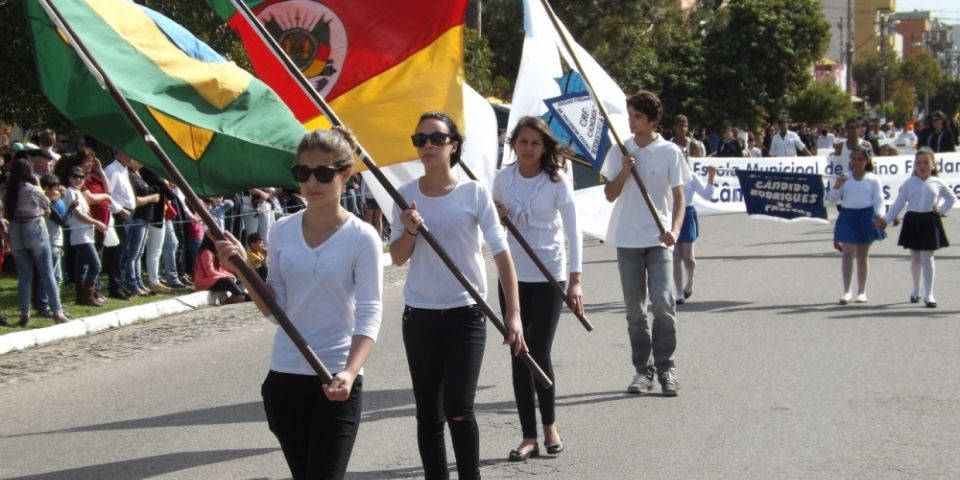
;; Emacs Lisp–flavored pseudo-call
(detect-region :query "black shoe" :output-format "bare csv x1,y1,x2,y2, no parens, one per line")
684,290,693,299
925,301,938,308
0,316,8,327
627,372,655,394
676,298,685,305
17,316,29,328
545,441,564,455
508,444,539,462
659,367,680,397
109,289,131,300
910,295,920,304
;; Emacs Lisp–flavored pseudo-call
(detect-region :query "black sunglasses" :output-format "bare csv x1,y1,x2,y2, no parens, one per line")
411,132,451,148
70,174,85,180
290,164,344,183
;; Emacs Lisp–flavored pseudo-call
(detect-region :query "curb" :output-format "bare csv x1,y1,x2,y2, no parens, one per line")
0,291,218,356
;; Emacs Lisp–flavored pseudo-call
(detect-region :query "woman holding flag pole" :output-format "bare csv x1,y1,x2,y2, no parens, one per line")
217,127,383,480
391,111,525,480
493,116,583,461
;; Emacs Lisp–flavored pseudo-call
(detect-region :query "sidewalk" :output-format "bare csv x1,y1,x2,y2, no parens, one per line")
0,291,220,356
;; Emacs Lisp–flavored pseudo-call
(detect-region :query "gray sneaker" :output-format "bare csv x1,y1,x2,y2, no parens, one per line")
627,373,654,394
659,368,680,396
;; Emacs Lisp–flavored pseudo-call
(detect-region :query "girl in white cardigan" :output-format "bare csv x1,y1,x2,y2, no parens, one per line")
493,116,584,461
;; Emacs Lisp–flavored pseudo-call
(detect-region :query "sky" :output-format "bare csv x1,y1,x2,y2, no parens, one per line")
896,0,960,22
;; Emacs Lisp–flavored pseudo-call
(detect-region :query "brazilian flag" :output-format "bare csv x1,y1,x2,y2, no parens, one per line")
25,0,305,196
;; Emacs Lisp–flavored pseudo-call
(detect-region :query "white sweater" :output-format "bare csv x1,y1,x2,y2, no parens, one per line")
266,213,382,375
884,175,957,224
493,165,581,282
827,172,885,216
391,178,508,308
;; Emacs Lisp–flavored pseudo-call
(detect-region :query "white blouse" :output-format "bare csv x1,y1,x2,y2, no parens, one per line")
266,214,382,375
391,178,508,309
827,172,885,216
493,165,582,282
884,175,957,224
682,174,715,208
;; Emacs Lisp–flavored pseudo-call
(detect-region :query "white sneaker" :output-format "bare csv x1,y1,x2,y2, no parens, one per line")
854,294,868,303
839,293,852,305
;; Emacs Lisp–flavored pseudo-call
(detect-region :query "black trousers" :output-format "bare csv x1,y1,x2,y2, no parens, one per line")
402,305,486,480
102,214,126,292
261,370,362,480
499,281,563,439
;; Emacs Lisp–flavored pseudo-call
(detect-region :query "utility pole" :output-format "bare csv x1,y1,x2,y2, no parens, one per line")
878,9,891,123
846,0,853,93
467,0,481,36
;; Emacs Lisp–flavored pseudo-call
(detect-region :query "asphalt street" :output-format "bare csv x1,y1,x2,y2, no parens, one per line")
1,212,959,479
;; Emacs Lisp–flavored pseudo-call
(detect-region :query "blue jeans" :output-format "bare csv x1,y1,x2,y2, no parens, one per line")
74,242,102,283
9,219,63,316
120,218,148,291
38,245,64,312
160,221,180,283
616,247,677,374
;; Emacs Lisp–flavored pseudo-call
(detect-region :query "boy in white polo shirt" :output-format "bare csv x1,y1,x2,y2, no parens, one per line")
601,90,690,396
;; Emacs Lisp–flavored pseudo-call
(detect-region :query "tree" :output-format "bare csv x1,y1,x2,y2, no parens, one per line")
0,1,248,131
852,50,901,107
787,80,855,126
900,50,944,113
700,0,830,129
929,79,960,117
464,28,512,98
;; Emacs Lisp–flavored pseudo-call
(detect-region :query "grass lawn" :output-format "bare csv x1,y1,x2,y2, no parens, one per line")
0,275,195,334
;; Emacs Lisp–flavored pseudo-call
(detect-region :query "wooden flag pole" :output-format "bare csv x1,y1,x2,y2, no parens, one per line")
456,161,592,332
228,0,553,388
39,0,334,384
538,0,667,235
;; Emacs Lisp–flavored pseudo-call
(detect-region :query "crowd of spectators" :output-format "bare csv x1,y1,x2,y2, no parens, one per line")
0,129,388,326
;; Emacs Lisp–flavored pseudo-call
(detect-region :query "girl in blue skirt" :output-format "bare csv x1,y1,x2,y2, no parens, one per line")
674,164,716,304
827,146,886,304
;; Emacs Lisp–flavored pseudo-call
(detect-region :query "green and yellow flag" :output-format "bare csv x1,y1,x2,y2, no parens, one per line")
25,0,305,195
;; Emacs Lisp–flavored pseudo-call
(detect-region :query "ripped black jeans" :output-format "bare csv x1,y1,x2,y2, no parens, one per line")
402,305,486,480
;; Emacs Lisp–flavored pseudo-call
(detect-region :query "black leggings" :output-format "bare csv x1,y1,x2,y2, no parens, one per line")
209,277,245,296
261,370,362,480
499,281,563,439
402,305,486,480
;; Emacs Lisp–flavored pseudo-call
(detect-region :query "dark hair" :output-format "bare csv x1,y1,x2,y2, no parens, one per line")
626,91,662,124
55,150,89,186
38,129,56,148
247,232,263,244
508,116,572,183
417,111,464,166
296,126,359,169
199,234,221,270
915,147,939,176
39,173,60,190
3,158,38,221
673,114,688,126
849,146,874,172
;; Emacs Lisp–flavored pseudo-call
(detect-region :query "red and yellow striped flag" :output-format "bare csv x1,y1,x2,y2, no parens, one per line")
209,0,468,167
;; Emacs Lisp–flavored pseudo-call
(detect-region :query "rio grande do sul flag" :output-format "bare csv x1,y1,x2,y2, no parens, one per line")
25,0,304,196
208,0,468,168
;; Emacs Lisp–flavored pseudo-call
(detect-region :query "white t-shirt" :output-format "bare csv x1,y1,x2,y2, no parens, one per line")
266,213,382,375
817,133,837,150
682,173,715,207
770,130,807,157
493,165,582,282
884,176,957,224
827,172,884,215
600,135,690,248
104,160,135,213
391,178,508,308
64,187,95,245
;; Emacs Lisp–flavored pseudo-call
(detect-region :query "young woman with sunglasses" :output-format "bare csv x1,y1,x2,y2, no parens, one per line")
216,127,382,480
391,112,524,480
492,116,582,461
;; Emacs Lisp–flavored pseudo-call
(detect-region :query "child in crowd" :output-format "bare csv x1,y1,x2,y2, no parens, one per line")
245,232,268,280
62,166,107,306
194,234,246,304
40,174,67,310
828,147,885,304
876,147,957,308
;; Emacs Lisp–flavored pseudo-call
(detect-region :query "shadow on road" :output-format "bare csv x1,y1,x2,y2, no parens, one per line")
6,448,277,480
